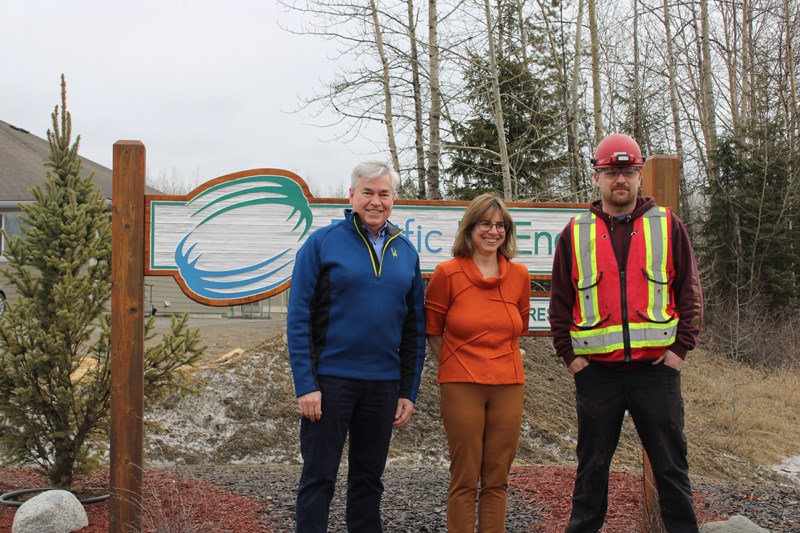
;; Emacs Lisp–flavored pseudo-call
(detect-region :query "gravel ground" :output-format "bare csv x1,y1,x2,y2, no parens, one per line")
178,464,540,532
178,464,800,532
694,480,800,532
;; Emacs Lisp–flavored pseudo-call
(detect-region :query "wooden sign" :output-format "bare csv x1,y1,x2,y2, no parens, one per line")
145,168,583,307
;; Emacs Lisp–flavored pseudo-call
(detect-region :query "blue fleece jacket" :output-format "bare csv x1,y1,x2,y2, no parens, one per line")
287,209,426,401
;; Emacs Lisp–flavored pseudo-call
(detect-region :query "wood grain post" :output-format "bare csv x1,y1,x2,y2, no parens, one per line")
642,155,680,214
110,141,146,533
639,154,680,533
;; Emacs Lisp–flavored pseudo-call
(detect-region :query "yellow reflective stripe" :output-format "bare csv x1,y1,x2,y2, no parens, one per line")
629,317,678,331
573,213,600,327
643,215,653,271
571,321,623,354
571,323,623,339
573,336,676,355
642,207,670,321
573,216,585,282
643,214,656,320
569,313,678,339
629,316,678,348
588,219,600,323
574,341,625,355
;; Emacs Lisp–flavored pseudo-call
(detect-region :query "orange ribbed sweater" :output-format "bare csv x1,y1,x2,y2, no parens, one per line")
425,254,531,384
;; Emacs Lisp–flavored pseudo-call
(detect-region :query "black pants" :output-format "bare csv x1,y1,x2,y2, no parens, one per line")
295,376,399,533
567,363,698,533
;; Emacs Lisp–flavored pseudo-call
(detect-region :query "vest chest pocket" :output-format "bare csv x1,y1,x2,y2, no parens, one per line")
642,268,671,284
573,272,609,329
638,268,675,324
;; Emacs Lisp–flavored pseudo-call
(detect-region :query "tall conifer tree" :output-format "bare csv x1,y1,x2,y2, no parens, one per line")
0,76,203,488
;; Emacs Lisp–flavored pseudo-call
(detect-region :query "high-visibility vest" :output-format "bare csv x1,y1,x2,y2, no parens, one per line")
569,206,679,362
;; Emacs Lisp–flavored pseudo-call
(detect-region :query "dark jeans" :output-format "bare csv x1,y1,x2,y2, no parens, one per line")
567,363,698,533
295,376,399,533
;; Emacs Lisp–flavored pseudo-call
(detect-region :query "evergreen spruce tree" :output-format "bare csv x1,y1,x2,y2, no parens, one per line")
445,1,566,201
700,129,800,314
447,54,565,200
0,76,203,488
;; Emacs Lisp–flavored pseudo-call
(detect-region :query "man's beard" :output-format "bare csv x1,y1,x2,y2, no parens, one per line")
604,187,637,209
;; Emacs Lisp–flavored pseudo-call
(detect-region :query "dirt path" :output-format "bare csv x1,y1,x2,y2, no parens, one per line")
150,316,286,360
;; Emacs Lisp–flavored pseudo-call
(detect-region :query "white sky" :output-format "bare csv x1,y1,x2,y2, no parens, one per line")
1,0,387,195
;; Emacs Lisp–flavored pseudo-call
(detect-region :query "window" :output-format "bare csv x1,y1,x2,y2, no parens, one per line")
1,212,22,256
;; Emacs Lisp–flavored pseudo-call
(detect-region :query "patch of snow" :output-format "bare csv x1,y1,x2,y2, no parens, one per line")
774,456,800,485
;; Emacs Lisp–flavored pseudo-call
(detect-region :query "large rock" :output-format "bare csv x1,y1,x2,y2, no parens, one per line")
12,489,88,533
700,514,770,533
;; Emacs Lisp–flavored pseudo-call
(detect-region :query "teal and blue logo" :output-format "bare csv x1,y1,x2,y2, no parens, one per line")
150,172,314,303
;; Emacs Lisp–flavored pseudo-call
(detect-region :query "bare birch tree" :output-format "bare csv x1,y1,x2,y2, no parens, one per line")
786,0,800,130
786,0,800,129
532,0,587,201
369,0,401,170
406,0,428,198
699,0,720,185
570,0,587,200
427,0,443,199
588,0,603,143
632,0,642,141
483,0,513,199
661,0,689,217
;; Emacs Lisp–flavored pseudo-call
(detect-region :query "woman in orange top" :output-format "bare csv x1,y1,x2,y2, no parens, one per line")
425,193,531,533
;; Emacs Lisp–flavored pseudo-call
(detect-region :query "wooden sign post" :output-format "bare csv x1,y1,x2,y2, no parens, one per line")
640,154,681,533
110,141,146,533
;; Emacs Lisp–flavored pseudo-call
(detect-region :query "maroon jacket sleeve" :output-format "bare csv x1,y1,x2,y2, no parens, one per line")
549,223,578,367
668,212,704,359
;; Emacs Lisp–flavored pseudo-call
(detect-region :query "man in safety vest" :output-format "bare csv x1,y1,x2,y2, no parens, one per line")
549,134,703,533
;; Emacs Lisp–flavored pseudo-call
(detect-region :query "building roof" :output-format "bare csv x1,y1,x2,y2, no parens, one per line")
0,119,158,203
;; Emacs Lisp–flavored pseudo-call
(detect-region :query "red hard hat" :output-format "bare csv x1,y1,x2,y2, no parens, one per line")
591,134,646,168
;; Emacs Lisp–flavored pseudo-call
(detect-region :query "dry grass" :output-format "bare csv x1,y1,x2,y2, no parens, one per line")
683,348,800,481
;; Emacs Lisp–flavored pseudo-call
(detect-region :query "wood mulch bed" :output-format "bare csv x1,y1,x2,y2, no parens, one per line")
2,464,795,531
0,467,266,532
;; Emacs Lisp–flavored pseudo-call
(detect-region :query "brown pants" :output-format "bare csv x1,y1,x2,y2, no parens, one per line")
440,383,524,533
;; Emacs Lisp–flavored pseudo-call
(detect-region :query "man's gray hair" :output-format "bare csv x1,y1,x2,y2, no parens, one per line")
351,161,400,191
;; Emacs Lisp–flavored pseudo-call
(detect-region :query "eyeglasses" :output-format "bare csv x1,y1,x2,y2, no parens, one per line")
598,167,642,179
476,221,507,232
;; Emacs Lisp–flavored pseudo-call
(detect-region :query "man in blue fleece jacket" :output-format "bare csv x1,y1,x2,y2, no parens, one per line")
287,160,426,532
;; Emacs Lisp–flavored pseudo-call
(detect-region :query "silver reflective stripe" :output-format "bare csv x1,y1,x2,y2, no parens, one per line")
631,319,679,346
571,318,679,354
574,213,600,327
572,324,624,353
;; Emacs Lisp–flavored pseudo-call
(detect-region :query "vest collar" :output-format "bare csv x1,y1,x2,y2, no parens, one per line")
590,196,657,229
